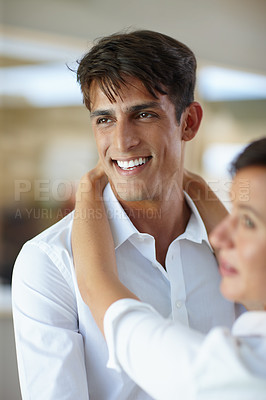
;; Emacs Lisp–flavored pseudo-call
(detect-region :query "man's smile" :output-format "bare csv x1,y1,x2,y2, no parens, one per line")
112,156,152,175
115,157,150,170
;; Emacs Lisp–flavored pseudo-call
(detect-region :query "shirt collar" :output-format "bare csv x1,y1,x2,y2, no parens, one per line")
103,184,138,249
178,192,213,252
103,184,212,252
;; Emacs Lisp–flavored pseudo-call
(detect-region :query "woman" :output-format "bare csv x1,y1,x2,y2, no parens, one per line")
72,138,266,399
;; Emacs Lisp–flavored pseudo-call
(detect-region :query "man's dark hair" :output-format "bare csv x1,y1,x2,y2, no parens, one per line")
76,30,197,122
230,137,266,175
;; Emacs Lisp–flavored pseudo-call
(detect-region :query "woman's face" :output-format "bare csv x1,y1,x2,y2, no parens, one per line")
210,166,266,309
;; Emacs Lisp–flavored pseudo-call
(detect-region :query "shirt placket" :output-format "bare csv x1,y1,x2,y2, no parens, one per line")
166,240,189,326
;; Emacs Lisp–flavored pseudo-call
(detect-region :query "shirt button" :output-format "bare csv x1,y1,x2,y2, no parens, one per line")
138,235,145,242
175,301,182,309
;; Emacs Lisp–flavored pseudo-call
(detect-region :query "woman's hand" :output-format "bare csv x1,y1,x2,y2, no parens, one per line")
183,170,228,236
75,160,108,205
72,161,137,335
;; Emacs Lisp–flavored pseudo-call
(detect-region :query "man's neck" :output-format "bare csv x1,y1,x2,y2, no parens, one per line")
119,193,191,268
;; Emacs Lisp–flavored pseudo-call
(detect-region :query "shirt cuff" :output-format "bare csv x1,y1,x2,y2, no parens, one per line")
103,298,156,372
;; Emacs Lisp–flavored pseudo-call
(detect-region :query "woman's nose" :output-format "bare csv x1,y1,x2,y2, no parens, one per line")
210,215,235,251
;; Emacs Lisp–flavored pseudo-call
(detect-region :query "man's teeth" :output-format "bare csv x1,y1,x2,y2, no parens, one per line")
117,157,148,170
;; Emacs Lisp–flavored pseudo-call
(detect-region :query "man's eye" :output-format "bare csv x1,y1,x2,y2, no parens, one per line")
138,112,153,119
240,215,255,229
96,117,112,124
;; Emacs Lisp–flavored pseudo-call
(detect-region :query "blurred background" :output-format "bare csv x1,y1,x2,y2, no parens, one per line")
1,0,266,398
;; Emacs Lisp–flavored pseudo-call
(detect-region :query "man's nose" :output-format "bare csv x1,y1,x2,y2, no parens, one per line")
113,120,140,152
210,215,235,251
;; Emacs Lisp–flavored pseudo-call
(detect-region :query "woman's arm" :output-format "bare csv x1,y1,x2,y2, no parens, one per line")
104,302,266,400
183,170,228,235
71,163,138,334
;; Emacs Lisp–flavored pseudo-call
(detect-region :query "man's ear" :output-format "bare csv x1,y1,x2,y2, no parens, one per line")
182,102,203,142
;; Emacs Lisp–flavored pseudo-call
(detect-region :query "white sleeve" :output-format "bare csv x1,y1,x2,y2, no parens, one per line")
104,299,203,400
104,299,266,400
12,242,89,400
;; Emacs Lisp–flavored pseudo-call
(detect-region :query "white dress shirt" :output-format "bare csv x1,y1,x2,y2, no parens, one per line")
12,184,242,400
104,299,266,400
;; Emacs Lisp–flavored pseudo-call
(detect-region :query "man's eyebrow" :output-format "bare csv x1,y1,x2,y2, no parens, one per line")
90,102,161,118
126,102,161,113
90,109,114,118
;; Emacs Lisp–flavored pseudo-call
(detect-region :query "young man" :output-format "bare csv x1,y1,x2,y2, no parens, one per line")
12,30,242,400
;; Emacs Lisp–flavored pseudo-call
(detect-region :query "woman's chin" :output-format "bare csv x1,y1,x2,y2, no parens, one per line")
220,279,240,304
220,281,265,310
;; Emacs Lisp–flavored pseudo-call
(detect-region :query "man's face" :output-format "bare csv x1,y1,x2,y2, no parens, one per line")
90,77,186,203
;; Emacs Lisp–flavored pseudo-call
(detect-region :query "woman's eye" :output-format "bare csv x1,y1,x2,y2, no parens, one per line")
241,215,255,229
